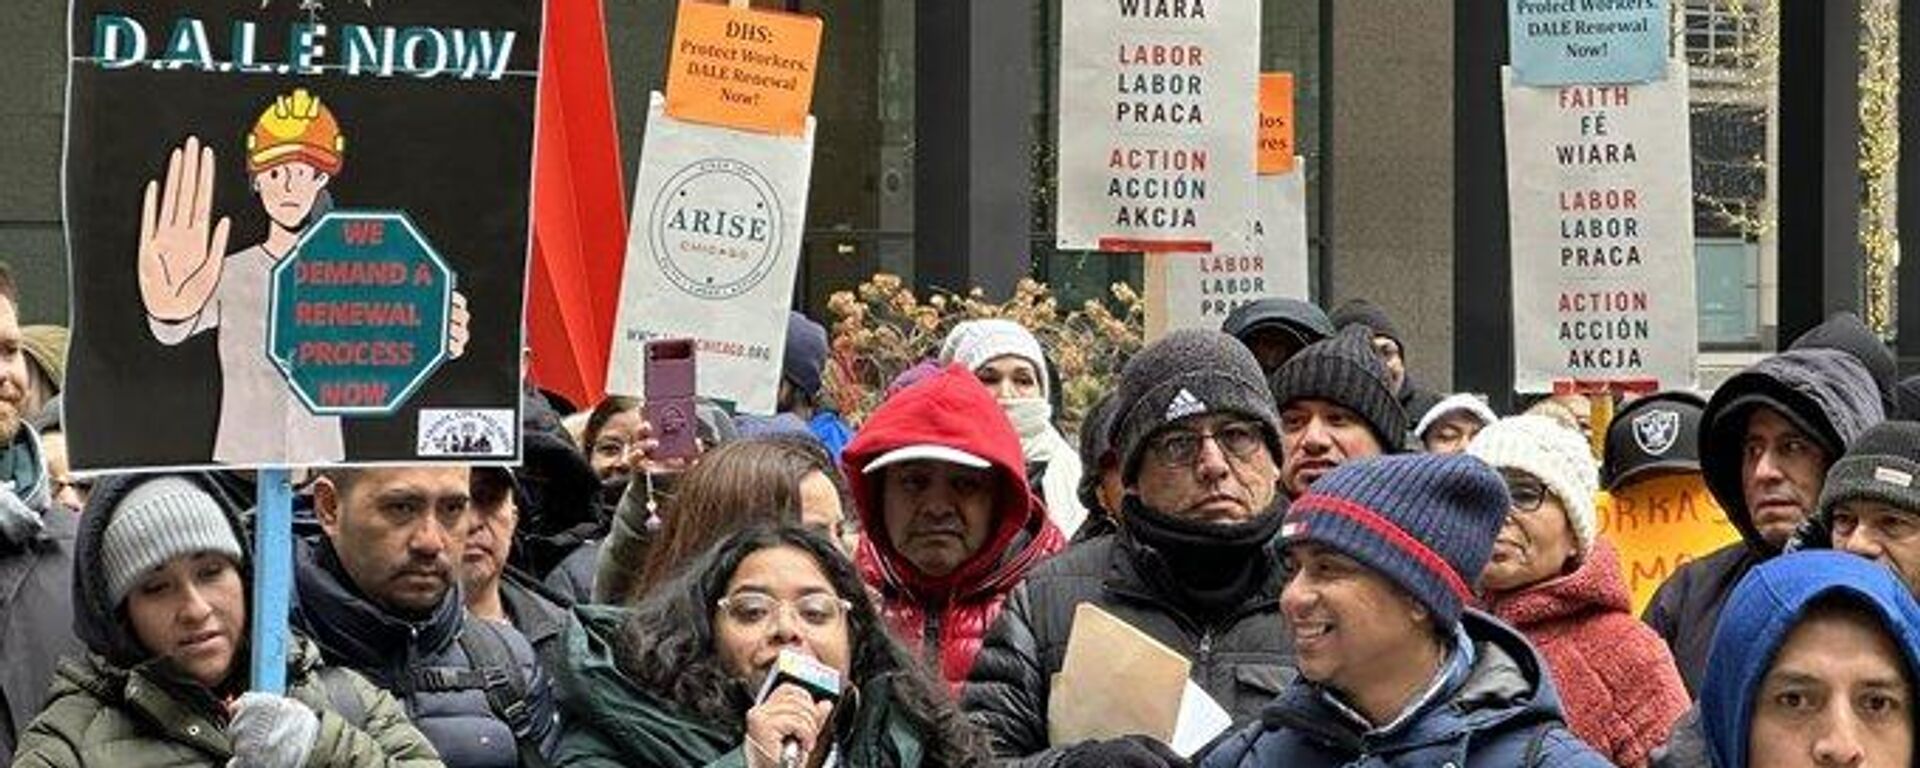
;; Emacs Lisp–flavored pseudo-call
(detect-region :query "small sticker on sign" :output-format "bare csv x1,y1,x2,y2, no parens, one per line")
418,409,516,457
1875,466,1914,488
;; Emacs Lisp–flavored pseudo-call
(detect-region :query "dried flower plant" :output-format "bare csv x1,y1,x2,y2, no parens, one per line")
823,274,1143,436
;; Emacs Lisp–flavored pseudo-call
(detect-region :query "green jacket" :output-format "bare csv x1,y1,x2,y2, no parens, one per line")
9,636,443,768
553,606,927,768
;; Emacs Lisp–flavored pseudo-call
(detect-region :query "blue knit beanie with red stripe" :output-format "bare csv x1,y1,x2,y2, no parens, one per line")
1281,453,1509,627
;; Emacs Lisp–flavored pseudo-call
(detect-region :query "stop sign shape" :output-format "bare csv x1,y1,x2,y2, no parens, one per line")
268,211,453,416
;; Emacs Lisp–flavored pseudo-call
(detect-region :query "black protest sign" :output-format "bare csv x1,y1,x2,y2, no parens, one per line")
64,0,542,470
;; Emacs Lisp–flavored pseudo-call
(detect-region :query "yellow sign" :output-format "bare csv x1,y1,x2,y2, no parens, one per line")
1258,74,1295,175
664,0,822,136
1597,473,1742,615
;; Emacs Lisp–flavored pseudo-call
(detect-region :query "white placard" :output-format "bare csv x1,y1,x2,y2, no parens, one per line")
1057,0,1260,254
1153,163,1309,335
1504,61,1697,394
607,92,816,414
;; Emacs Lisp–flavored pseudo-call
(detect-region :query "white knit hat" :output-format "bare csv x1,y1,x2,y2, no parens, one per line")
1466,415,1600,556
940,319,1050,399
102,476,243,605
1415,393,1499,440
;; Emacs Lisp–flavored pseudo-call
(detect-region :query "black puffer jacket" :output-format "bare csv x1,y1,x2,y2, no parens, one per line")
961,531,1294,766
1642,347,1883,696
293,539,558,768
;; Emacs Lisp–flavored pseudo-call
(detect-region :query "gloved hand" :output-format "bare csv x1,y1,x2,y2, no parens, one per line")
225,692,319,768
1057,735,1190,767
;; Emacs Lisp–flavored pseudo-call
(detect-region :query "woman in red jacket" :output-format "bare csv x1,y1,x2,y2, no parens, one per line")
1469,415,1690,768
843,365,1066,694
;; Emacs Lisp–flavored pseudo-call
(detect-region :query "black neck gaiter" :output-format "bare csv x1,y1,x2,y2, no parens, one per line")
1122,495,1285,620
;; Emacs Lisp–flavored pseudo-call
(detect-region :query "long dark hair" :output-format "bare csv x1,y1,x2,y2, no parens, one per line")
616,525,985,765
631,435,848,597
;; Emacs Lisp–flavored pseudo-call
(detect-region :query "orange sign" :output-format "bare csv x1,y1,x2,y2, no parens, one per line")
1596,473,1743,615
1258,73,1295,174
664,0,822,136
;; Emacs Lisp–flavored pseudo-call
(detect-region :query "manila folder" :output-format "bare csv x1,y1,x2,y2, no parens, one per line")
1046,602,1191,745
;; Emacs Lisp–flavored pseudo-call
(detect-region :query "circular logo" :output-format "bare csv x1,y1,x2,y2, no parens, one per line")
649,158,783,300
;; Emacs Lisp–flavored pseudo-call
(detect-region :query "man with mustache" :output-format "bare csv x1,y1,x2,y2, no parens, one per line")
461,466,571,664
965,330,1297,767
1644,345,1883,696
1269,325,1406,499
842,365,1066,693
296,466,558,767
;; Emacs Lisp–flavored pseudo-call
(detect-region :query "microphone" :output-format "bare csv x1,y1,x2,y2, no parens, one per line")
755,649,842,768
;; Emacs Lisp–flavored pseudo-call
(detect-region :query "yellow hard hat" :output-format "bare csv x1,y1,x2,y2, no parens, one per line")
245,88,345,175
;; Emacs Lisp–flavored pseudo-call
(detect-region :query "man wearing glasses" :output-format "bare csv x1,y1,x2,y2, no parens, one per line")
965,330,1297,768
1268,325,1407,500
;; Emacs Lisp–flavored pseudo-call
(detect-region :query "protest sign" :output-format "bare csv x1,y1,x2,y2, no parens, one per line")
1504,61,1696,394
1258,74,1295,175
1597,474,1739,615
1508,0,1669,86
1145,162,1309,339
63,0,542,470
606,93,815,415
1056,0,1259,253
664,0,822,136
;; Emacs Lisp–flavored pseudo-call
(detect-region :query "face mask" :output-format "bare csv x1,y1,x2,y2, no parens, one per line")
1003,397,1054,444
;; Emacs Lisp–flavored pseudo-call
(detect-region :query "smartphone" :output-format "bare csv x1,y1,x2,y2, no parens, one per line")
644,338,700,460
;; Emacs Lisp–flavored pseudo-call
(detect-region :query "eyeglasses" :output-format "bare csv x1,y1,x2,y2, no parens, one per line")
716,592,853,630
1505,477,1550,513
1146,421,1266,467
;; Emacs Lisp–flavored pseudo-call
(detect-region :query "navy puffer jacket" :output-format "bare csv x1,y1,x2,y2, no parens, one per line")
293,539,557,767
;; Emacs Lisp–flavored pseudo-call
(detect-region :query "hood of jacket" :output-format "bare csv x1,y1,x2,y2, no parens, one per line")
551,605,735,764
511,429,611,579
291,535,465,674
844,365,1062,601
1482,538,1632,630
1702,551,1920,768
1220,298,1333,346
71,473,252,670
1263,610,1572,752
1701,348,1884,554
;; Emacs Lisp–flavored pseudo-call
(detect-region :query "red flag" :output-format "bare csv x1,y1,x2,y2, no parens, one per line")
527,0,627,411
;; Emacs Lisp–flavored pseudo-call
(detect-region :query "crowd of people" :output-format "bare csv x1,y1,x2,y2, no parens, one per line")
6,269,1920,766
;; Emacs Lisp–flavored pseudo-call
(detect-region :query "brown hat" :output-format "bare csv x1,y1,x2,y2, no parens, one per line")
20,325,68,393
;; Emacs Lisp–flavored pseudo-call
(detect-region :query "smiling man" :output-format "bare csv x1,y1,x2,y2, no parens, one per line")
843,365,1065,693
295,466,558,767
1204,453,1608,767
965,330,1297,767
1268,325,1406,499
1644,346,1883,696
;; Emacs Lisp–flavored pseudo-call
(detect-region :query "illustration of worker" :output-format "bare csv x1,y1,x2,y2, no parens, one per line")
137,88,469,464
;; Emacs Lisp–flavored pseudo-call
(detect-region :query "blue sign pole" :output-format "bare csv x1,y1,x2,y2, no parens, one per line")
249,469,294,694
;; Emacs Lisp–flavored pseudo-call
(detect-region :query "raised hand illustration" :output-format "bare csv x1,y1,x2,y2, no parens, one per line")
139,135,231,322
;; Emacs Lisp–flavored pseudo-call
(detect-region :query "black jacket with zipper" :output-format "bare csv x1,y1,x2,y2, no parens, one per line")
959,530,1296,766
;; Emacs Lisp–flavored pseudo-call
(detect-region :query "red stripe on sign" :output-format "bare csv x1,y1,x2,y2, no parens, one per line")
1551,378,1660,396
1289,492,1474,602
1097,238,1213,254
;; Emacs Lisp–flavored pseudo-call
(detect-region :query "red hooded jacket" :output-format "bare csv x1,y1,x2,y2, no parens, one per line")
844,365,1066,693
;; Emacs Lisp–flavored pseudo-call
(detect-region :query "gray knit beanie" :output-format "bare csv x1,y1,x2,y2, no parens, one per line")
1110,329,1281,483
102,476,243,606
1270,325,1408,451
1819,420,1920,521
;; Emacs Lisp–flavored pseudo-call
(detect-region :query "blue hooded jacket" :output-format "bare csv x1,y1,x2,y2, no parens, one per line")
1700,551,1920,768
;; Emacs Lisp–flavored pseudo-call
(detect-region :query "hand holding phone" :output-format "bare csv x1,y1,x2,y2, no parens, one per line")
643,339,700,461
